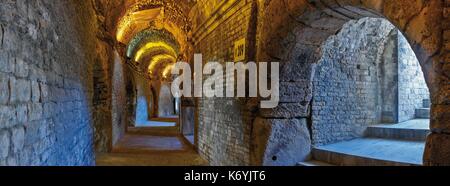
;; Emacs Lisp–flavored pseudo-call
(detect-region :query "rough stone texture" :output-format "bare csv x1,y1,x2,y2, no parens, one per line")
379,29,399,123
0,73,9,104
311,18,430,145
0,0,99,165
430,104,450,133
192,0,255,166
0,0,447,166
251,118,311,166
257,0,446,165
134,74,156,124
111,51,127,146
312,18,396,145
181,107,195,136
424,133,450,166
398,31,430,122
0,130,10,159
158,83,175,117
92,41,113,153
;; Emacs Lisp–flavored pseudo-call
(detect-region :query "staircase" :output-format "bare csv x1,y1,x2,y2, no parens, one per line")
298,100,431,166
415,99,431,119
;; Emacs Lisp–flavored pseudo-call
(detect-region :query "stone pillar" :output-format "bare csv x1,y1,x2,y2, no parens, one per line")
251,117,311,166
423,0,450,166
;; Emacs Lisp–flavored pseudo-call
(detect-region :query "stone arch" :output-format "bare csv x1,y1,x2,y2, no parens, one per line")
253,0,446,166
115,0,192,62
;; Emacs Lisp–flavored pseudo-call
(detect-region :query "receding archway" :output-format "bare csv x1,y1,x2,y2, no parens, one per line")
158,83,176,118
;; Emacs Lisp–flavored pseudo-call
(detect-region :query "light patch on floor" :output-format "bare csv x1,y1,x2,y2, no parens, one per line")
96,134,207,166
315,138,425,165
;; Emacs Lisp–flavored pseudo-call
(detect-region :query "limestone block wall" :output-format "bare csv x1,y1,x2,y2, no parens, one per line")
0,0,98,165
191,0,256,166
379,30,399,123
398,31,430,122
312,18,395,145
134,73,153,124
111,51,127,146
158,83,175,117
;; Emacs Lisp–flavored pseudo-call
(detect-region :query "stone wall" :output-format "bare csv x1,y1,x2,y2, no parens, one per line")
379,30,399,123
134,73,153,124
191,0,256,166
111,51,127,145
158,83,174,117
398,31,430,122
0,0,98,165
92,40,113,152
312,18,395,145
311,18,430,145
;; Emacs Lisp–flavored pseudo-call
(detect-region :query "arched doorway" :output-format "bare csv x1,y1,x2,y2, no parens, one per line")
252,0,445,166
158,83,176,118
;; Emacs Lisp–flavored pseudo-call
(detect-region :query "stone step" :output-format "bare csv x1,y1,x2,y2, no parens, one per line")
415,108,430,119
312,138,425,166
297,160,334,166
127,126,180,136
423,99,431,108
365,119,430,141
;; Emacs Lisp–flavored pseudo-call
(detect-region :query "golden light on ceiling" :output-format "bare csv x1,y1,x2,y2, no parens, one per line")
162,64,175,78
116,8,163,43
147,54,176,74
134,42,177,62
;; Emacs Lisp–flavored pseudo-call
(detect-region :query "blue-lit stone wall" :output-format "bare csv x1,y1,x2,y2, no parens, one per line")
0,0,98,165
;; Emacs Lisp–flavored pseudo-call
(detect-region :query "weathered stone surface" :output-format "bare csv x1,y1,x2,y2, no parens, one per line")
193,0,255,166
15,104,28,124
31,81,40,103
430,104,450,133
0,106,15,129
28,103,43,122
278,81,312,103
251,117,311,166
279,43,318,82
383,0,424,30
14,58,29,78
0,0,99,165
260,102,309,118
0,73,9,104
424,133,450,166
11,126,25,154
311,18,417,145
0,130,10,159
398,32,430,121
9,77,31,103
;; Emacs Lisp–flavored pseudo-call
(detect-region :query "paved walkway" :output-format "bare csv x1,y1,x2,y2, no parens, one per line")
315,138,425,165
375,119,430,130
96,129,207,166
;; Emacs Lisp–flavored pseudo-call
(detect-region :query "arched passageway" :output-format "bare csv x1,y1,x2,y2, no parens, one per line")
158,83,176,118
252,0,447,166
0,0,448,166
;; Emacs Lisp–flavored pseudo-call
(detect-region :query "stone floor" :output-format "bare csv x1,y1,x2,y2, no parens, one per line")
313,138,425,166
185,135,194,145
302,119,429,166
96,131,207,166
135,117,178,127
135,121,176,127
365,119,430,141
374,119,430,130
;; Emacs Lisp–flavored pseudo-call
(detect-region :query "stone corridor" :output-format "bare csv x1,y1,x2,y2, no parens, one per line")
0,0,449,166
